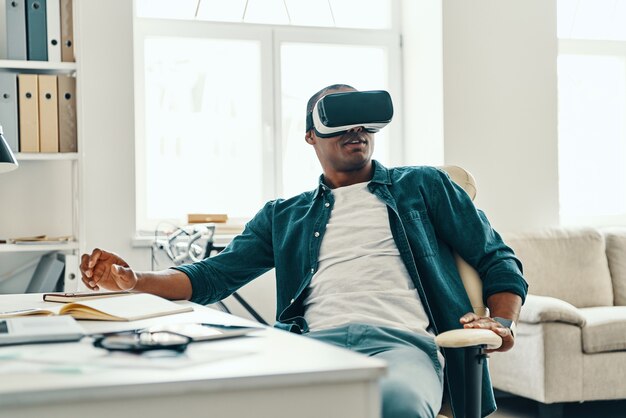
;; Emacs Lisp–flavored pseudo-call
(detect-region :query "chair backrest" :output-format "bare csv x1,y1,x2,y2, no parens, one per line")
439,166,488,317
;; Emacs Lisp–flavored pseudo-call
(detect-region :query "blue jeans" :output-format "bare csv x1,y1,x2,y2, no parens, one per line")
306,324,444,418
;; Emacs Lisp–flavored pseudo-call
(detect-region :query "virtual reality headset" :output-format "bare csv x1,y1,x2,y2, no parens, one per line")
305,90,394,138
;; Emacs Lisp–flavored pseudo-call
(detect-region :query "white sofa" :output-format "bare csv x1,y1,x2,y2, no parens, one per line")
489,227,626,416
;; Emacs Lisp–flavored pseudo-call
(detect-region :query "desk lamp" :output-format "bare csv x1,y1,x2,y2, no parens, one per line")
0,124,18,173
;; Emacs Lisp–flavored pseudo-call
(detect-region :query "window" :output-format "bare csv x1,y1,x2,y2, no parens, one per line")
280,42,390,197
135,0,392,29
557,0,626,226
134,1,401,232
142,37,264,220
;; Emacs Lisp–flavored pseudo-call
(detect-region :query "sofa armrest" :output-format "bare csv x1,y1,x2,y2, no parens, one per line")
519,294,586,326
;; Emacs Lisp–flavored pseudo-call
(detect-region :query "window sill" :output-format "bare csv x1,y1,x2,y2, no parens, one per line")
132,224,245,249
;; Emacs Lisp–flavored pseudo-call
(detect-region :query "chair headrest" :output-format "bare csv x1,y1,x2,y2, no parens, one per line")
439,165,477,202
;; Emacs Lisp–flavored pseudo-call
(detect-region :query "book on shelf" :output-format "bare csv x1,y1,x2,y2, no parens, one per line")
38,74,60,152
0,293,193,321
57,253,80,292
187,213,229,224
25,0,49,61
6,0,28,60
8,234,73,244
17,73,40,152
0,73,20,153
60,0,74,62
57,74,77,152
46,0,62,62
5,0,75,63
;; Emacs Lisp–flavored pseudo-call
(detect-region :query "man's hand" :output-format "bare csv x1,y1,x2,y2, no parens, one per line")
80,248,137,291
460,313,514,353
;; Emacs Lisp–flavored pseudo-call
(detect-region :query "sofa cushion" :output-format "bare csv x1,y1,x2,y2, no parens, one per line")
604,229,626,306
579,306,626,353
504,228,613,308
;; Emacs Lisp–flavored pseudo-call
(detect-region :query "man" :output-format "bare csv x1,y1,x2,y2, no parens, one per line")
81,84,527,418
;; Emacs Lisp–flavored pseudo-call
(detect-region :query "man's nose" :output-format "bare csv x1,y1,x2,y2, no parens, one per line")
348,126,363,133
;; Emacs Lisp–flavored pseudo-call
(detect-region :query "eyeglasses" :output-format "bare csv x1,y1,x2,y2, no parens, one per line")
93,331,191,354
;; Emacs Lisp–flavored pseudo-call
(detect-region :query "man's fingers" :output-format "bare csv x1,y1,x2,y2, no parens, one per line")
80,253,92,285
458,315,515,353
460,312,480,324
80,253,89,273
88,248,102,269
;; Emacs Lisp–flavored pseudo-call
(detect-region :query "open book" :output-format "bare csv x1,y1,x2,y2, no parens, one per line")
0,293,193,321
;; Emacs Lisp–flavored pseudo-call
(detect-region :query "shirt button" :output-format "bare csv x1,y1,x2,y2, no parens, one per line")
324,202,330,208
290,298,295,304
311,268,315,273
314,231,320,237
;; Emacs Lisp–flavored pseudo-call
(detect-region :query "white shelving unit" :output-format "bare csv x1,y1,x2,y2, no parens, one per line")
0,2,82,291
16,152,79,161
0,242,80,253
0,58,80,256
0,59,76,73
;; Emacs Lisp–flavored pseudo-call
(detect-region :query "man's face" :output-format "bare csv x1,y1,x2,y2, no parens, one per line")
306,88,375,174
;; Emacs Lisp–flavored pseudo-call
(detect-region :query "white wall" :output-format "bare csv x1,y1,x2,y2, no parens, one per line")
441,0,559,232
401,0,444,166
75,1,277,322
76,0,150,269
71,0,558,316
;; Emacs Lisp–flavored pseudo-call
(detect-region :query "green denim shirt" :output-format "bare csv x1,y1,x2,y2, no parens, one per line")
174,160,527,418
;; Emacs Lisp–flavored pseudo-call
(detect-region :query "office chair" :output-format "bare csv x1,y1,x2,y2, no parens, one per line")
157,167,503,417
434,165,503,418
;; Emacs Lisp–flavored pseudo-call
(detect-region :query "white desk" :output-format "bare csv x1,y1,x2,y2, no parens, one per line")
0,294,386,418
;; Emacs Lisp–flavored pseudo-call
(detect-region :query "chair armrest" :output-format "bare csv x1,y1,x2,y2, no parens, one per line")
435,329,502,349
519,294,586,326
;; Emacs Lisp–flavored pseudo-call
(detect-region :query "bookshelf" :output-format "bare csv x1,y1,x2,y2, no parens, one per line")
0,59,76,73
0,0,81,292
0,242,80,253
16,152,78,161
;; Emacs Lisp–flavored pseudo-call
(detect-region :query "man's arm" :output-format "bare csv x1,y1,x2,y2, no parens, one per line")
461,291,522,352
80,248,193,300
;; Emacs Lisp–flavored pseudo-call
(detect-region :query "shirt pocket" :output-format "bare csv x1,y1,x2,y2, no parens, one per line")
400,210,437,258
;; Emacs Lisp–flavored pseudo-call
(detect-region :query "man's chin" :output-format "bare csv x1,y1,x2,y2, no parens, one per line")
339,155,372,171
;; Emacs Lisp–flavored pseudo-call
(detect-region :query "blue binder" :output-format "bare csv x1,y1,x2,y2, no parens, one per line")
0,73,20,153
6,0,28,60
25,0,48,61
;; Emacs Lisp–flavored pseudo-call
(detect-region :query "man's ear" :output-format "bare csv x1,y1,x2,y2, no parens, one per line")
305,132,316,145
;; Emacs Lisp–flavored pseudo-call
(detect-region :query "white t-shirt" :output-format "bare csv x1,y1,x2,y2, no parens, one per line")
303,181,434,339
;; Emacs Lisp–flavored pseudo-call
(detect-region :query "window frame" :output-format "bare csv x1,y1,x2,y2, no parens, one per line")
133,8,403,233
558,38,626,226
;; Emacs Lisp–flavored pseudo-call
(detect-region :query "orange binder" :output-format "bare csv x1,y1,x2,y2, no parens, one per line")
60,0,75,63
38,75,59,153
17,74,40,153
57,75,77,152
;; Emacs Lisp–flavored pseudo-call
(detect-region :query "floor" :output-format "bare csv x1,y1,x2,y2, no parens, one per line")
491,395,626,418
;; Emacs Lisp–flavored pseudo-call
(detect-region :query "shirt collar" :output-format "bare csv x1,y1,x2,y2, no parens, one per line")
313,160,391,199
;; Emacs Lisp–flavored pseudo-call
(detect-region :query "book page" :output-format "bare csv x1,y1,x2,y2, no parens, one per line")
0,307,62,319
